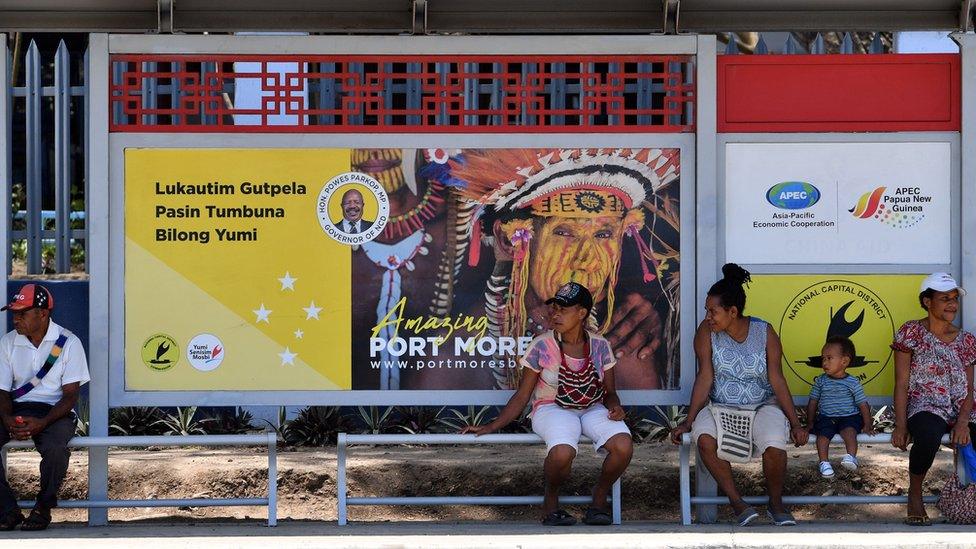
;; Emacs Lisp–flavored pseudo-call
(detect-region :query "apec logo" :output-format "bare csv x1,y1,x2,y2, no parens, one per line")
765,182,821,210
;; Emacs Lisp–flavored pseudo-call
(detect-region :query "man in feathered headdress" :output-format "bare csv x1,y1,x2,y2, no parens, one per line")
442,148,680,390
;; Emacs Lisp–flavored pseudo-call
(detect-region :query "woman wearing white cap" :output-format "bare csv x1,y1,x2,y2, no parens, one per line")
891,272,976,526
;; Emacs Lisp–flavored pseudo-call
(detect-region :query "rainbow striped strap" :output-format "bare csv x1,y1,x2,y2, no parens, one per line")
10,332,69,399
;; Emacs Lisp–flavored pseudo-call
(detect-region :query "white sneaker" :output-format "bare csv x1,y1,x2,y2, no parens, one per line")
819,460,835,479
841,454,859,471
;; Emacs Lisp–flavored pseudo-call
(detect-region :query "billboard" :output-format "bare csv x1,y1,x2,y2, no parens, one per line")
124,147,682,394
745,274,925,398
725,142,952,264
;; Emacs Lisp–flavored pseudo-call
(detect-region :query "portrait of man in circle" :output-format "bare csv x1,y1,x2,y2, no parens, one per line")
332,187,374,234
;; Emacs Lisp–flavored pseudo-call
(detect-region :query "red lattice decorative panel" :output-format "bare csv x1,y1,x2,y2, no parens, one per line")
109,55,695,133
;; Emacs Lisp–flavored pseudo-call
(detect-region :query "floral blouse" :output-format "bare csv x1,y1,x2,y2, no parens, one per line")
520,330,616,417
891,320,976,423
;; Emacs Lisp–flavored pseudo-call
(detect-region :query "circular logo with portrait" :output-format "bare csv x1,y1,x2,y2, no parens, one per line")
141,333,179,371
778,279,895,390
316,172,389,245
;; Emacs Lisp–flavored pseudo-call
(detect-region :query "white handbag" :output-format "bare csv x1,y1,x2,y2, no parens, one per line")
708,403,762,463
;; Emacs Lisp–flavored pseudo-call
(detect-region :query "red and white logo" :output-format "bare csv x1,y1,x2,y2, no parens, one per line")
186,333,225,372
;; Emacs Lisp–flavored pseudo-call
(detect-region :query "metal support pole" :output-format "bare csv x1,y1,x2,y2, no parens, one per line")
0,33,10,278
86,33,110,527
337,433,347,525
611,478,621,525
694,34,719,524
679,433,691,525
25,41,42,274
953,32,976,333
54,40,72,274
267,431,277,527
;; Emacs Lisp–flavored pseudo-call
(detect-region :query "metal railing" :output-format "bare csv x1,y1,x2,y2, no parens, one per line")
4,38,89,275
679,432,962,526
337,433,622,526
2,433,278,526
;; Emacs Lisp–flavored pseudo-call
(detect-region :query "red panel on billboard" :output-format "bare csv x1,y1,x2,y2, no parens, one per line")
718,54,960,132
109,54,695,133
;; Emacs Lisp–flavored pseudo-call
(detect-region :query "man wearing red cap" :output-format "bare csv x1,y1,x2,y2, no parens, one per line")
0,284,89,531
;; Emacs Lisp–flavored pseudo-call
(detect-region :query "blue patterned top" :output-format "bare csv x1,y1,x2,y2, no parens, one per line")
710,318,775,406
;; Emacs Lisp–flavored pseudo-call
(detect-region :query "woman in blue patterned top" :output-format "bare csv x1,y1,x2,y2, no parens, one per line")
671,264,806,526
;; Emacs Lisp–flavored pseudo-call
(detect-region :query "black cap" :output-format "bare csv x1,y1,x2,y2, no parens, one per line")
545,282,593,311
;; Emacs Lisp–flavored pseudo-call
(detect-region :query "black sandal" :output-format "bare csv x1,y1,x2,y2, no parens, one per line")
20,507,51,531
583,507,613,525
541,509,577,526
0,510,23,531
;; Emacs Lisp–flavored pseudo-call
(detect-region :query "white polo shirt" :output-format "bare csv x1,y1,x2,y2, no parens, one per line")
0,320,90,405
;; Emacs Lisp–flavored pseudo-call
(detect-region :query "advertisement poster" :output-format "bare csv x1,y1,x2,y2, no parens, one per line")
746,275,925,397
125,148,682,393
725,142,951,265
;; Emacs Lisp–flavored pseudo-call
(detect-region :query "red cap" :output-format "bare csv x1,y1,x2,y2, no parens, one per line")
1,284,54,312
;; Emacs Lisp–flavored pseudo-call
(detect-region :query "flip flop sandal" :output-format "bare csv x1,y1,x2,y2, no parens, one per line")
20,508,51,531
582,507,613,526
903,515,932,527
541,509,577,526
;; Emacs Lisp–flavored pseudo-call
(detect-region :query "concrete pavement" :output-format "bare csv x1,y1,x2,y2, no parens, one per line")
1,521,975,548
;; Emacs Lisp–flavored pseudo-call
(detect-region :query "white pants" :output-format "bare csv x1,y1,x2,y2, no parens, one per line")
531,403,631,455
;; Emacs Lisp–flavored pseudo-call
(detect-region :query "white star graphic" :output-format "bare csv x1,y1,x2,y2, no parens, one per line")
303,301,322,320
278,347,297,366
278,272,297,291
294,329,304,340
252,303,272,324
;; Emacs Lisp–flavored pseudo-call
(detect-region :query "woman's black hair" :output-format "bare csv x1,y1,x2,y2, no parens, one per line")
707,263,751,314
919,288,935,311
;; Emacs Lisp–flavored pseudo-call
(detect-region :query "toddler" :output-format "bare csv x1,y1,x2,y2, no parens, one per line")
805,335,876,478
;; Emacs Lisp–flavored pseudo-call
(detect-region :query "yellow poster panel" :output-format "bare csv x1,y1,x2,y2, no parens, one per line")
125,148,353,390
746,275,926,397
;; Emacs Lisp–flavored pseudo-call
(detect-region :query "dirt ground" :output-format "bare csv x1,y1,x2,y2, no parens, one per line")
1,442,957,524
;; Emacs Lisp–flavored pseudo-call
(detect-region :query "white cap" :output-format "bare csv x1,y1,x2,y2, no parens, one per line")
919,272,966,296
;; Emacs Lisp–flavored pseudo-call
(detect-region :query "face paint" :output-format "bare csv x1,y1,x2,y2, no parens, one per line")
529,215,625,305
351,149,405,193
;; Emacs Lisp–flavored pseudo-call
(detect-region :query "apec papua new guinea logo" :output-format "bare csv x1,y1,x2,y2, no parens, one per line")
765,182,821,210
849,186,928,228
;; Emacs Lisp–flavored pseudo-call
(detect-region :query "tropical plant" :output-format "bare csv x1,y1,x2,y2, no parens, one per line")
356,406,395,434
109,406,165,436
639,405,688,442
74,396,90,437
153,406,213,436
394,406,446,434
284,406,351,446
207,406,255,435
438,405,497,432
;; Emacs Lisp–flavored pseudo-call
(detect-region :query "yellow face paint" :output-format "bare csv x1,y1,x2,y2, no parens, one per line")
351,148,405,193
529,215,625,305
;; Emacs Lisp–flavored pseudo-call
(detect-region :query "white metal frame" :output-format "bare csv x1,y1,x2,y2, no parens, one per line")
678,432,962,526
95,33,707,407
106,133,696,406
2,433,278,526
337,433,622,526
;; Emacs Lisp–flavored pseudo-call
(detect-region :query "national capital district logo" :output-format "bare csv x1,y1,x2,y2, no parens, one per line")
141,333,179,371
849,186,929,228
778,280,895,389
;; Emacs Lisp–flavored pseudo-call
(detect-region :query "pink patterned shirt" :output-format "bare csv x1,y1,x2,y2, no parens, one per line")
891,320,976,423
520,331,616,417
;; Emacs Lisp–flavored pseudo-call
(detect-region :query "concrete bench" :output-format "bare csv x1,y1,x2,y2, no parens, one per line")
679,432,962,525
2,433,278,526
336,433,622,525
